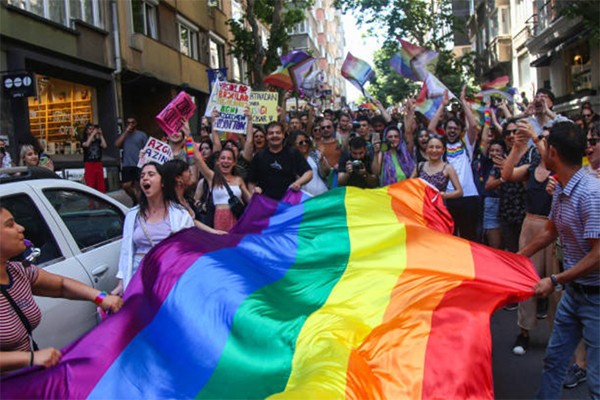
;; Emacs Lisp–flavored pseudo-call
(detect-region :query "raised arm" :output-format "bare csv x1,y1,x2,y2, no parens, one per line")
404,98,417,155
210,109,222,152
428,90,449,133
241,107,254,162
373,98,392,123
460,84,479,145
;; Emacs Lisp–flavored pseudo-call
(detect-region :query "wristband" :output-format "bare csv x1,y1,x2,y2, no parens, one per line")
94,291,107,306
29,351,34,367
550,275,563,292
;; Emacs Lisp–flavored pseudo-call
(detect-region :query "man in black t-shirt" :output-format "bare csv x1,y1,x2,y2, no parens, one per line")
338,136,377,188
247,122,312,200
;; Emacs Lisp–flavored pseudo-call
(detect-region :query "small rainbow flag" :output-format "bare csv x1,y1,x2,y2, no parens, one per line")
477,75,516,102
0,180,538,399
341,52,375,97
390,50,421,81
264,50,315,91
414,81,444,121
390,39,439,82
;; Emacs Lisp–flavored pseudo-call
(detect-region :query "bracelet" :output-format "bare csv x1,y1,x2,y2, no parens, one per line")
94,291,107,306
29,350,34,367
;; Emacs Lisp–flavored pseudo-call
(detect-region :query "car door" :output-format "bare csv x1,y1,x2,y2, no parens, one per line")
41,187,124,295
0,191,97,349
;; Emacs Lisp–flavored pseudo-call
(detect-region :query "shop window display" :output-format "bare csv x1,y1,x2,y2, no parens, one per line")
28,75,95,156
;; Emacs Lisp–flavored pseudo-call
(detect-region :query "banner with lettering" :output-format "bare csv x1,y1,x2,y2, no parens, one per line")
249,91,279,124
206,81,251,134
155,92,197,136
137,138,174,168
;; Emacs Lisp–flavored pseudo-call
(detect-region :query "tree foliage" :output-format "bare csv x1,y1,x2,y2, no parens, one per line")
559,1,600,42
227,0,312,89
335,0,477,106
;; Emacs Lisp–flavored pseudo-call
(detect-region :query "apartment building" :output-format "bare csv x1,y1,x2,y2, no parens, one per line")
288,0,347,109
467,0,513,81
0,0,241,177
525,0,599,114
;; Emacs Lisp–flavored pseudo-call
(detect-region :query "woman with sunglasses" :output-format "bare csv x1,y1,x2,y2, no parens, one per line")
501,120,558,356
289,131,329,196
411,135,463,200
584,124,600,178
241,122,266,164
372,125,415,186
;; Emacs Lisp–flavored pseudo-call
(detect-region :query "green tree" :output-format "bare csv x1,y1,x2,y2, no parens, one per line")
227,0,313,89
336,0,477,105
559,1,600,42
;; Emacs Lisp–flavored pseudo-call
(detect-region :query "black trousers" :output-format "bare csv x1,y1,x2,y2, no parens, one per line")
445,196,481,243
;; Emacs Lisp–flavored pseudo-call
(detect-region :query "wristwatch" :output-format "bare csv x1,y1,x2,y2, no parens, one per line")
550,274,563,292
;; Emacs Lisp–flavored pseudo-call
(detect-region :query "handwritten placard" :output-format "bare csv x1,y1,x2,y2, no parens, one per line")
137,138,173,167
205,81,251,134
155,91,197,136
249,91,278,124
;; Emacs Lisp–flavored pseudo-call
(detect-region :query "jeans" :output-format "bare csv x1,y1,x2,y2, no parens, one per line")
536,285,600,399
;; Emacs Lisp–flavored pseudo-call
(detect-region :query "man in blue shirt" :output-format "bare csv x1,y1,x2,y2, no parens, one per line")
517,121,600,399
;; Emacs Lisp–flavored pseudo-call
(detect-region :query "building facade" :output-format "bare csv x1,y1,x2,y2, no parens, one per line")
0,0,240,183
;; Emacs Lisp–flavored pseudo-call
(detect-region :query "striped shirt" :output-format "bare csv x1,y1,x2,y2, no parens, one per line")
549,169,600,286
0,262,41,352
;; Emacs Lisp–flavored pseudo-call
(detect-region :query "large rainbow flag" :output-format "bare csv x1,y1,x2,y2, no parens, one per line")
1,180,538,399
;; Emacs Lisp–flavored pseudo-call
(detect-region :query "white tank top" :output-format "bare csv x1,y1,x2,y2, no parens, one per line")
212,185,242,205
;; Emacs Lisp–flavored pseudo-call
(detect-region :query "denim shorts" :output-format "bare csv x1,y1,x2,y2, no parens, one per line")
483,197,500,230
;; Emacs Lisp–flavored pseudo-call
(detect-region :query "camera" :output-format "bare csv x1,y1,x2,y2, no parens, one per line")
351,160,364,170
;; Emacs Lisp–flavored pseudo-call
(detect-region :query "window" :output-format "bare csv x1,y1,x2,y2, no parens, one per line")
231,0,243,21
9,0,104,28
499,7,510,35
518,54,530,89
209,35,226,68
2,194,62,265
43,189,124,251
132,0,158,39
178,16,199,60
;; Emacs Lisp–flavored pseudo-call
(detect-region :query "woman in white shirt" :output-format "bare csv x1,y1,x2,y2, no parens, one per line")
112,162,193,295
290,131,329,197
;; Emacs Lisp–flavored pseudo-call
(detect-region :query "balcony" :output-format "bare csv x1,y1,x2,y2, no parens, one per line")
526,0,582,54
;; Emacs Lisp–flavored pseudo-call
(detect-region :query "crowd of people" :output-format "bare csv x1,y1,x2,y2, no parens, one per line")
1,87,598,399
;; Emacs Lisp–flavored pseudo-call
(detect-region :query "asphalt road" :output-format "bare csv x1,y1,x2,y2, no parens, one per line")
492,307,588,399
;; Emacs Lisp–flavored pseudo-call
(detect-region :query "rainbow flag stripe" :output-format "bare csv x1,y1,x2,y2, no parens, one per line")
0,180,538,399
341,52,375,95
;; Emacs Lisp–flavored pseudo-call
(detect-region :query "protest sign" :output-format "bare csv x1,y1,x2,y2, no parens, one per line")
137,138,173,168
208,81,251,134
155,91,196,136
249,91,278,124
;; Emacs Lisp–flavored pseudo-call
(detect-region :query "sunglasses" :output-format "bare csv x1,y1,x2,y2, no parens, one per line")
503,129,517,136
296,140,309,146
588,138,599,146
582,113,592,118
321,125,333,130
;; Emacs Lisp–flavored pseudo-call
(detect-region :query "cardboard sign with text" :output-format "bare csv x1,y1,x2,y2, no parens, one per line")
206,81,251,134
137,138,173,167
249,91,278,124
155,91,196,136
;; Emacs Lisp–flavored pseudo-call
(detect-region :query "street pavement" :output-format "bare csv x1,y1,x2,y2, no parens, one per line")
492,307,588,399
108,189,590,398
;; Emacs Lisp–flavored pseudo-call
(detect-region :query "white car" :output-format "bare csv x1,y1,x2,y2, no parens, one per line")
0,167,128,349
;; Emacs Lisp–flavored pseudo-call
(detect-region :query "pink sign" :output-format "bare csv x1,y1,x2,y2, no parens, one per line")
155,91,197,136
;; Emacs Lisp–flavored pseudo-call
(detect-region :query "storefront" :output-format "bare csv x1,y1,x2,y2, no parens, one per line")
28,74,96,157
1,45,121,190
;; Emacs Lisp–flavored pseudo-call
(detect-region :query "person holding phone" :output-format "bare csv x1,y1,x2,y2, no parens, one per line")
82,123,107,193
